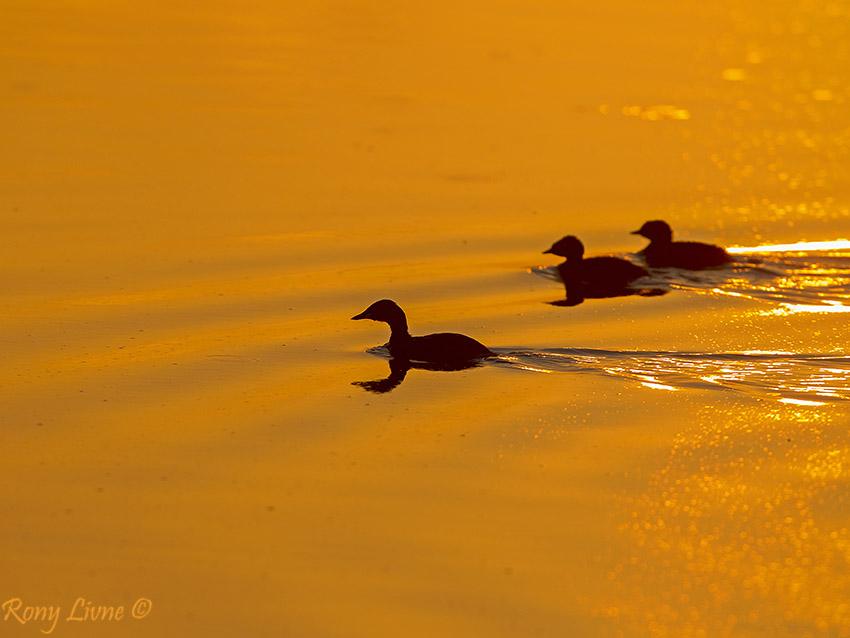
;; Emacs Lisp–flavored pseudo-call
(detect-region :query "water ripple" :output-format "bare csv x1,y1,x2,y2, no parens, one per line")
494,349,850,405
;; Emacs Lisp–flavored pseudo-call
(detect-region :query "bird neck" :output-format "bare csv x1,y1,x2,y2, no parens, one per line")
647,233,672,247
386,316,410,341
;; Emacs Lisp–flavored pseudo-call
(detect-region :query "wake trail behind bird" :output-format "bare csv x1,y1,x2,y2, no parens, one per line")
493,348,850,405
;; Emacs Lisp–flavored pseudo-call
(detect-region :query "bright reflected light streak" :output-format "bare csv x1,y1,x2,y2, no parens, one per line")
778,397,827,406
740,350,794,355
641,382,678,391
710,288,748,298
729,239,850,254
773,301,850,315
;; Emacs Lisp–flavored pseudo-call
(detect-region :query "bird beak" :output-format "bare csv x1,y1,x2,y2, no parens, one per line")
630,230,643,236
351,311,370,320
542,249,554,254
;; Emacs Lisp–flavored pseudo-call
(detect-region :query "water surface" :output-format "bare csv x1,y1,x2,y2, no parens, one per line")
3,1,850,636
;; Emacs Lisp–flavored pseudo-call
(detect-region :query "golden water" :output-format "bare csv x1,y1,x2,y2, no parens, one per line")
3,1,850,636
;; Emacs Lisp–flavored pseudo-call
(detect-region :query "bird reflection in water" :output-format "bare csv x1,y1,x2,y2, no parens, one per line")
549,282,668,307
352,356,483,394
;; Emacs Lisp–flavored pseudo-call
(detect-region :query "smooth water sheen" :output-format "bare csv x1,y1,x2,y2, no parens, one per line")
3,1,850,637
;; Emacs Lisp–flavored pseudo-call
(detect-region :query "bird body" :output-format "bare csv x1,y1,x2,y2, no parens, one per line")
632,220,732,269
351,299,492,364
558,256,648,290
390,331,492,362
544,235,648,290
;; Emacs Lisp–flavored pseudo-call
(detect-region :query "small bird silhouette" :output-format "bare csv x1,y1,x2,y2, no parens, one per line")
351,299,493,364
544,235,649,292
632,220,732,269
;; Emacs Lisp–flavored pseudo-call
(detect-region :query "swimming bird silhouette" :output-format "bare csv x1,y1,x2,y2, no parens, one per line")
351,299,493,364
632,220,732,269
543,235,649,291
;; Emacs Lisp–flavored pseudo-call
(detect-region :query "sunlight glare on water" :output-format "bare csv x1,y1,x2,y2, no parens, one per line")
729,239,850,254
